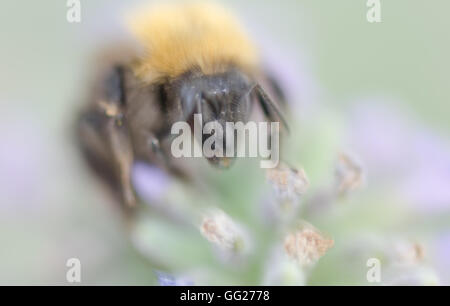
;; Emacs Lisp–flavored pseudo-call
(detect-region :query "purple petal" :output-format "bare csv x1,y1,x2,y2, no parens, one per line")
131,162,170,205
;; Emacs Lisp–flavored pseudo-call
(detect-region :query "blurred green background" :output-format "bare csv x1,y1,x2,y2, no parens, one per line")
0,0,449,285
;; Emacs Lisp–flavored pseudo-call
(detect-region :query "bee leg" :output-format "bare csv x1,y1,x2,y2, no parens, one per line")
77,111,136,210
106,115,136,207
265,73,287,106
77,111,119,194
253,83,290,133
77,66,136,208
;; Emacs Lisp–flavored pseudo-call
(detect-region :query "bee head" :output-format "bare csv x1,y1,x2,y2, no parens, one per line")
175,69,253,168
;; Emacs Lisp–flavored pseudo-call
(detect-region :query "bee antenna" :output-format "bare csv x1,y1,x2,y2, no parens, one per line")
246,83,258,97
251,83,290,133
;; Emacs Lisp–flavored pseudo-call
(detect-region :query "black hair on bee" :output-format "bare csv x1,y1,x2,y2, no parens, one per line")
76,2,289,207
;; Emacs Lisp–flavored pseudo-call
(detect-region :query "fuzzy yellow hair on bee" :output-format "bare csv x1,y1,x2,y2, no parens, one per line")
126,1,259,83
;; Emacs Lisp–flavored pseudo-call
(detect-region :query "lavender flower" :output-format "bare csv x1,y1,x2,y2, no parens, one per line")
334,152,364,196
283,224,334,268
156,270,194,286
132,161,171,205
200,209,249,257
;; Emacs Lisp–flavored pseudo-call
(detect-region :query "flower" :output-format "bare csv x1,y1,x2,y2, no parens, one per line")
335,152,364,195
266,163,309,202
284,225,334,267
132,161,170,205
200,209,249,255
155,270,194,286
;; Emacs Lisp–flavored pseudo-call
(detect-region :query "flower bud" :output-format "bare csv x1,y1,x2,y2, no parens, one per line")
284,225,334,267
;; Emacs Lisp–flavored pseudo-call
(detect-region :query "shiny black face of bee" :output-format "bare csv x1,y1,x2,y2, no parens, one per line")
171,69,254,168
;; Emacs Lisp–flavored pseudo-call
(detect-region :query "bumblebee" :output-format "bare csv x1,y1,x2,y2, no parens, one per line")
76,2,288,208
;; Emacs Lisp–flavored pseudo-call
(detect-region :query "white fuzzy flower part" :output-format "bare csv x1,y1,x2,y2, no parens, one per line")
200,210,246,253
392,241,424,266
266,163,309,201
284,227,334,267
335,152,364,195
